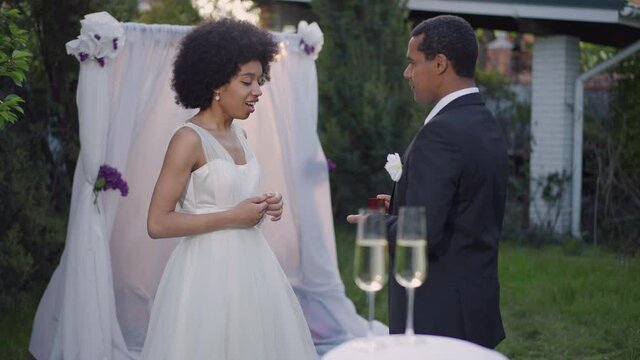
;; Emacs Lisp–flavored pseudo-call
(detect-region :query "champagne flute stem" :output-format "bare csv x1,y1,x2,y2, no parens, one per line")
367,290,375,339
405,287,415,336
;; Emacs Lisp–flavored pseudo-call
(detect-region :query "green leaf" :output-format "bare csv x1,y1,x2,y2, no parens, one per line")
8,23,19,36
8,71,26,86
94,177,106,191
0,110,18,125
14,62,30,72
3,94,25,107
11,50,32,60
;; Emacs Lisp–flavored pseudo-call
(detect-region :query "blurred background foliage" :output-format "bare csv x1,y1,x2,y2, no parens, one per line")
312,0,424,218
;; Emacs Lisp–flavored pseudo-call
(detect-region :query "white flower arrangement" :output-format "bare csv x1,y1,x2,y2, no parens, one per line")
66,12,125,67
297,20,324,60
385,153,403,182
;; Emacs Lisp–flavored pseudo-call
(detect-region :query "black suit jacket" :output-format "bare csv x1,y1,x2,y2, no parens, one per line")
387,92,507,348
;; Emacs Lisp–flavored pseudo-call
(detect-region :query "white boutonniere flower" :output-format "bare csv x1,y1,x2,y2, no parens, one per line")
385,153,403,182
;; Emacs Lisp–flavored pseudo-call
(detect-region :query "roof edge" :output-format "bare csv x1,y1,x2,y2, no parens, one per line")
407,0,623,24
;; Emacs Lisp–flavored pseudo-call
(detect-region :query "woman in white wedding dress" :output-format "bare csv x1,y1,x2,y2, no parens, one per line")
141,19,317,360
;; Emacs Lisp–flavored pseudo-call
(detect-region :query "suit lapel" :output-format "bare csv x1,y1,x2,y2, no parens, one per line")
389,135,416,215
389,93,484,214
389,182,397,212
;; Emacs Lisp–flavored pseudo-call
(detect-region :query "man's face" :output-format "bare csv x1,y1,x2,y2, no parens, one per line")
403,34,438,104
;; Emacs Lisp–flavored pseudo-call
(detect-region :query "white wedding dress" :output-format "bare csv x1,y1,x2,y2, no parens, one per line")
141,122,317,360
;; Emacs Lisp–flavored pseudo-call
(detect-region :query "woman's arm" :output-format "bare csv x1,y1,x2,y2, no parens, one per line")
147,127,268,239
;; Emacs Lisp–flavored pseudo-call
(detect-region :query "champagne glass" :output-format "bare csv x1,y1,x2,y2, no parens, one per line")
394,206,427,339
353,208,388,350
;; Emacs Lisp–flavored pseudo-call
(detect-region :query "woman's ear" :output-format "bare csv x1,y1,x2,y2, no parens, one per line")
213,84,227,101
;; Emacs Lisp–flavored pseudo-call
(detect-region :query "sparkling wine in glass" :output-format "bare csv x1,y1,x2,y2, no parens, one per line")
394,206,427,338
353,208,388,350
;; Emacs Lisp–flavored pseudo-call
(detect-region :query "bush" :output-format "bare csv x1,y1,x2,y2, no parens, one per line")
476,69,531,237
311,0,423,217
0,226,33,309
136,0,201,25
0,118,66,312
582,53,640,254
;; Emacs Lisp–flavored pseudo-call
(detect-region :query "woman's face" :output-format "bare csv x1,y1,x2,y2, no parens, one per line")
216,60,264,120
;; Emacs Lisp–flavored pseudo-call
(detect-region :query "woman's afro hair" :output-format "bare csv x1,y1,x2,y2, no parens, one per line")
172,18,279,109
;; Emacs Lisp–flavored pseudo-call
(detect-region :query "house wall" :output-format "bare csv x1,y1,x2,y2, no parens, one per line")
529,35,581,233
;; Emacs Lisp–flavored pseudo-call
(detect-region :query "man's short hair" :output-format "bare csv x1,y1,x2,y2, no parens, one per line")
410,15,478,78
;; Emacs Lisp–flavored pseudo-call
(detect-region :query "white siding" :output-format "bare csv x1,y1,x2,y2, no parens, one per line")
529,35,580,233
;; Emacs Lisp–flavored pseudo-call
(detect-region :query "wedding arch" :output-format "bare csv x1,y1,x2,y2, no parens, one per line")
29,12,382,360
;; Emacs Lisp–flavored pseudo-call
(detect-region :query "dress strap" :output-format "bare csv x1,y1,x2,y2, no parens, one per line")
177,122,219,163
231,123,254,163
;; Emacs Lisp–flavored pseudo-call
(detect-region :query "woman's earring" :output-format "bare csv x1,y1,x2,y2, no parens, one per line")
214,93,221,101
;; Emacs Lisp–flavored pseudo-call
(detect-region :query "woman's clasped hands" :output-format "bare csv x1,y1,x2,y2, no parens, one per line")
231,192,283,227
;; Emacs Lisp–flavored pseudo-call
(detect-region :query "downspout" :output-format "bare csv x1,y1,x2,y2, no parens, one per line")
571,39,640,238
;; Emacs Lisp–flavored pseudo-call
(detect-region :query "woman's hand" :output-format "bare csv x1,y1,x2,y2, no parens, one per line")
264,192,283,221
230,195,269,227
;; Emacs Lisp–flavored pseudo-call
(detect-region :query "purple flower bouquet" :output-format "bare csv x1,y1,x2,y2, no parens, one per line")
93,165,128,204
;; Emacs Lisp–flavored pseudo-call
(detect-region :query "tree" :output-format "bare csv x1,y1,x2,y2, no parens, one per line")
137,0,201,25
0,7,32,129
311,0,422,217
580,42,615,72
193,0,260,23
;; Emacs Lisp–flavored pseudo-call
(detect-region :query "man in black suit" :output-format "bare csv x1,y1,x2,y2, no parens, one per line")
348,15,507,348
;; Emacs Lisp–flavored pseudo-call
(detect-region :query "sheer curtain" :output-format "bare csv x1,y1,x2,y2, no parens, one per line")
30,13,381,360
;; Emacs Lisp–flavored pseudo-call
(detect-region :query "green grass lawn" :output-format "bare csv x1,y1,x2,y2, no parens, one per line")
2,227,639,359
496,244,640,359
334,225,640,360
0,287,41,360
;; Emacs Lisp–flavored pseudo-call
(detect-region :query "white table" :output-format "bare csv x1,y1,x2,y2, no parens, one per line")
323,335,509,360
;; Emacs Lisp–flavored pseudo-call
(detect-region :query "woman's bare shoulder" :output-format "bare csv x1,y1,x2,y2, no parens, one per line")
163,125,203,165
170,125,201,147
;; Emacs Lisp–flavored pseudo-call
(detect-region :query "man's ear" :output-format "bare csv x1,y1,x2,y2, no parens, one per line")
434,53,449,75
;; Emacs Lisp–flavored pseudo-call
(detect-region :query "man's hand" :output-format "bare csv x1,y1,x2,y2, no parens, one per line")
347,194,391,224
376,194,391,210
346,214,362,224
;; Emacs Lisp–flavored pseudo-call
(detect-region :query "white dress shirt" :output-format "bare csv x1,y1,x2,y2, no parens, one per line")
424,87,479,125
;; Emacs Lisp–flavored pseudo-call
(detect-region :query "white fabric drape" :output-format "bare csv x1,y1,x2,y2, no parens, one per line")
30,15,380,360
